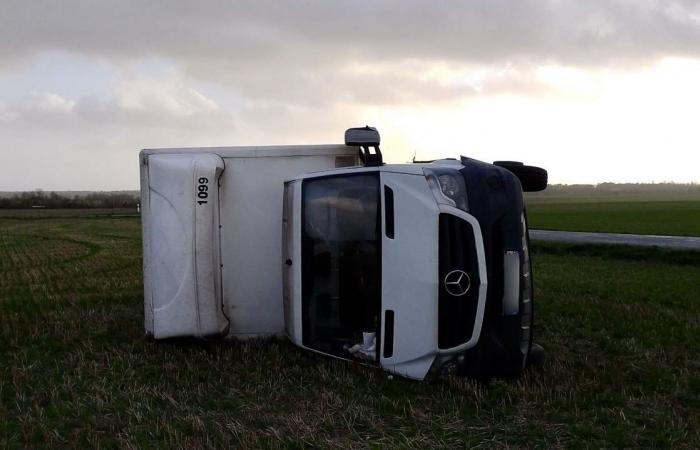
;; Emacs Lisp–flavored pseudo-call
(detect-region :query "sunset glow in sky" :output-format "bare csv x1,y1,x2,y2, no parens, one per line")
2,1,700,190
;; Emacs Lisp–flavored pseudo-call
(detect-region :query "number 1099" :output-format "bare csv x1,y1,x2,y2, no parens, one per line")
197,177,209,205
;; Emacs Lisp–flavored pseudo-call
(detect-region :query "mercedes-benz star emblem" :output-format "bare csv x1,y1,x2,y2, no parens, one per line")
444,270,471,297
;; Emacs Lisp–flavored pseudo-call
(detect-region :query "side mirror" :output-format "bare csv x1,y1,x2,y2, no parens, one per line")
345,126,383,166
345,126,380,146
493,161,548,192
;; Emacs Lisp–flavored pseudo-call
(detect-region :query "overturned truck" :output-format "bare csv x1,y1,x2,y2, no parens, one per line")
140,127,547,380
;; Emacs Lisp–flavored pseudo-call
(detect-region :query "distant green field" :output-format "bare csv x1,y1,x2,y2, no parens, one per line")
1,216,699,447
526,201,700,236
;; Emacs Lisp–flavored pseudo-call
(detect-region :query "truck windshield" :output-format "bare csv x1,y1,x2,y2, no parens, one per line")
301,173,381,360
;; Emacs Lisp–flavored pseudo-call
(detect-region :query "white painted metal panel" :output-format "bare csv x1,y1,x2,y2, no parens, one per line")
142,144,359,160
282,180,303,345
142,153,228,339
219,154,356,338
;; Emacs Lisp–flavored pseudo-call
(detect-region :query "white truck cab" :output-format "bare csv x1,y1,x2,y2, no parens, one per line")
282,127,547,380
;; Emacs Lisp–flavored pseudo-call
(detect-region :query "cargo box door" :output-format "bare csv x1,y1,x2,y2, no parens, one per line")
143,153,228,339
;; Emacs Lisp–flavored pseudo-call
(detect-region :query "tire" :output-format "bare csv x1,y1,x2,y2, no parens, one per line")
493,161,548,192
493,161,524,168
527,343,545,369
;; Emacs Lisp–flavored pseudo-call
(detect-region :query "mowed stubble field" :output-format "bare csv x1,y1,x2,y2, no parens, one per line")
1,214,699,448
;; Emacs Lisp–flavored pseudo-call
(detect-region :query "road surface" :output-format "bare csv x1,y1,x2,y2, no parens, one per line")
529,230,700,252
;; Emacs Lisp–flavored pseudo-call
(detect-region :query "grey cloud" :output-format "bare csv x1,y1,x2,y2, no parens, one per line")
3,0,700,191
3,0,699,114
188,62,482,108
0,83,239,190
3,0,700,68
1,79,235,130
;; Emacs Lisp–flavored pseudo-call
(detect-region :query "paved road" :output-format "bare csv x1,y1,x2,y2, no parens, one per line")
529,229,700,251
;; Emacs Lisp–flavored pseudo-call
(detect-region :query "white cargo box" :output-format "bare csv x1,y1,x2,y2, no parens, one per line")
140,145,359,339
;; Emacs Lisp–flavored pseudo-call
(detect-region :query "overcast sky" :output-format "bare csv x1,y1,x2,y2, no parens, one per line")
2,0,700,190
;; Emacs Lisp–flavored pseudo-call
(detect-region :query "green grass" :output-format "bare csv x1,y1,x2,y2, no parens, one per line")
0,208,138,219
526,200,700,236
1,216,699,448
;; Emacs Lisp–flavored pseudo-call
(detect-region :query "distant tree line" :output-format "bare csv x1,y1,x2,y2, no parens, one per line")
544,182,700,194
0,190,139,209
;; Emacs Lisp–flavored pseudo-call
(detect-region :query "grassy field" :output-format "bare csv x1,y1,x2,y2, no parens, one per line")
0,208,138,219
526,200,700,237
1,216,699,448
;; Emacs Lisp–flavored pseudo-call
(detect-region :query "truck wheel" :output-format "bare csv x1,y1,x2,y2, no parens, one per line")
527,343,545,369
493,161,548,192
493,161,524,168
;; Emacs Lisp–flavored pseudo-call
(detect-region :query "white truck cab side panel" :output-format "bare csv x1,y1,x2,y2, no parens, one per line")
143,153,227,339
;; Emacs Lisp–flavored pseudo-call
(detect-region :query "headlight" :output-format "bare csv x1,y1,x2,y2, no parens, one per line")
424,168,468,211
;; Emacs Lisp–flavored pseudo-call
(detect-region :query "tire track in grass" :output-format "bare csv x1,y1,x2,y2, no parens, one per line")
0,218,141,355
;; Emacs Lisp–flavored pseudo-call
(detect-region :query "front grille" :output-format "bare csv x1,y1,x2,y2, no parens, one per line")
438,214,481,349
